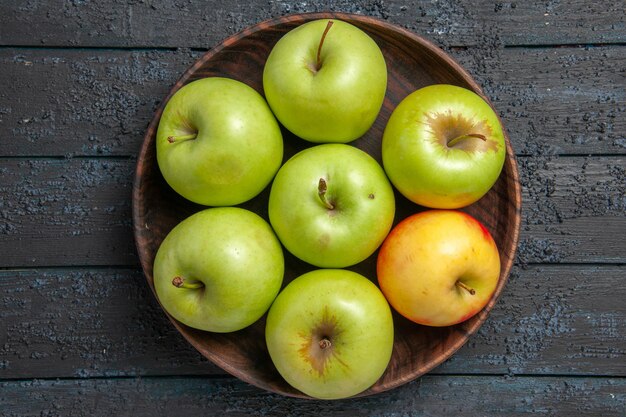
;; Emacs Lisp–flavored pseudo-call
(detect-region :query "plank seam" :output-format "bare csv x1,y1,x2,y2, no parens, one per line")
1,43,625,52
1,262,624,272
1,373,625,384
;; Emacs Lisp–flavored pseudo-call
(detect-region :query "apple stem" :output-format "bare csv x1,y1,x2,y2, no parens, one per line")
319,338,332,350
172,276,204,290
447,133,487,148
167,133,197,143
318,178,335,210
315,20,334,71
456,281,476,295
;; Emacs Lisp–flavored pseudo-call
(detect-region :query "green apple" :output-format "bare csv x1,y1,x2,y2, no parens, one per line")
156,77,283,206
377,210,500,327
266,269,394,399
268,143,395,268
263,19,387,143
153,207,284,332
382,84,506,208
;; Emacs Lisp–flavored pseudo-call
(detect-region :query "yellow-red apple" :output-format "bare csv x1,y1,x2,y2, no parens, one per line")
376,210,500,327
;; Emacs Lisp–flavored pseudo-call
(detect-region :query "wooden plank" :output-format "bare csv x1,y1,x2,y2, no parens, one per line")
415,1,626,46
0,48,202,157
0,375,624,416
439,265,626,376
0,265,623,379
1,45,623,158
1,156,623,267
455,46,626,156
516,155,626,264
0,158,138,267
1,1,624,48
0,268,219,378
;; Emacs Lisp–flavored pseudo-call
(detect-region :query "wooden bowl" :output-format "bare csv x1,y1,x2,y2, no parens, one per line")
133,12,521,398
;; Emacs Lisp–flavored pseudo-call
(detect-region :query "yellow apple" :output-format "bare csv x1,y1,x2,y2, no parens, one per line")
376,210,500,327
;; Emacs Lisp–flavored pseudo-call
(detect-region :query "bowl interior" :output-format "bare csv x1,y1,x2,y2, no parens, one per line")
133,12,521,398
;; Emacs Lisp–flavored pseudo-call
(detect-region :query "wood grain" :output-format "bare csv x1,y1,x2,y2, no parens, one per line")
0,158,138,267
0,375,624,416
1,45,624,157
0,157,621,268
452,46,626,156
1,0,624,48
0,265,624,380
517,155,626,264
0,48,202,157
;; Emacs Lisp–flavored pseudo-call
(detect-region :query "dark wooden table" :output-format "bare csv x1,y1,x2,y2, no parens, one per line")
1,1,624,415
